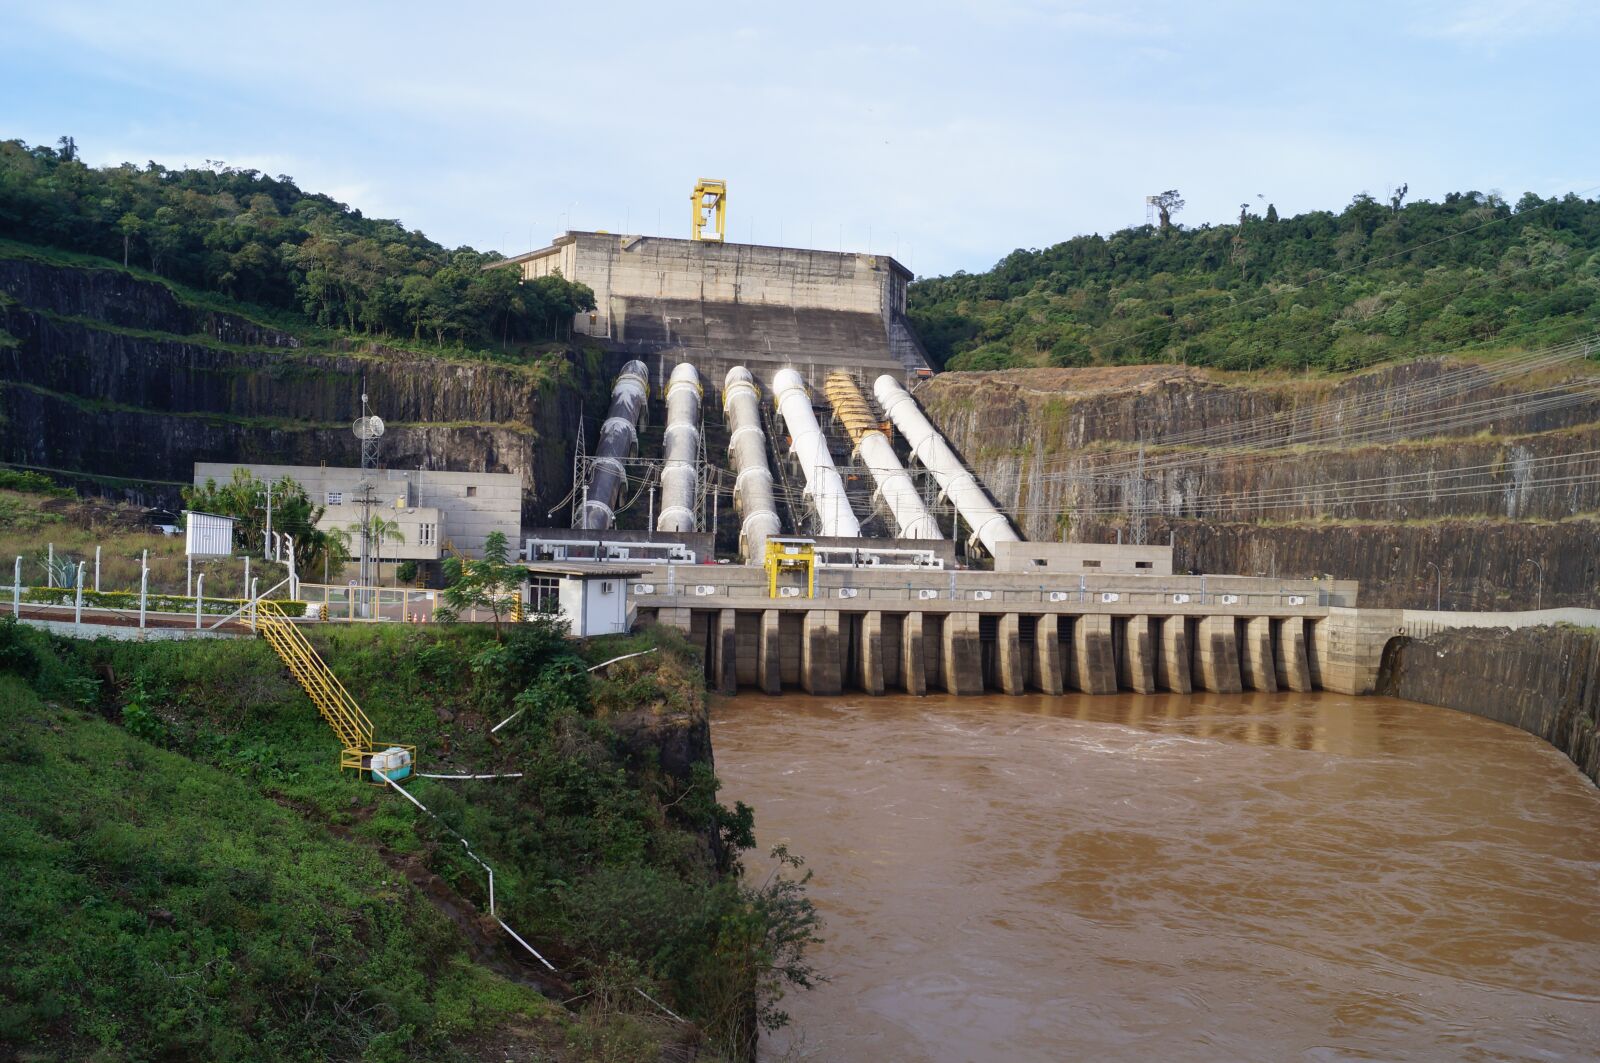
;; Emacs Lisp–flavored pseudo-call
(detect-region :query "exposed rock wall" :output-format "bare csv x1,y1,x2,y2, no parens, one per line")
1072,516,1598,610
0,256,606,520
916,362,1600,609
1379,625,1600,784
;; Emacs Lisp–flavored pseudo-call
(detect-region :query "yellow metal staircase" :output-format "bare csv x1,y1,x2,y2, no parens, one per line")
253,599,409,776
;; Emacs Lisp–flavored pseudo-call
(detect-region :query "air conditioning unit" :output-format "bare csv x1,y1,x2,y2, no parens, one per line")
1286,595,1305,606
780,586,802,598
694,584,716,596
633,583,655,595
599,581,614,595
918,589,939,600
1099,592,1120,603
838,587,858,599
1171,593,1191,604
1219,593,1240,605
1049,590,1069,602
973,590,993,601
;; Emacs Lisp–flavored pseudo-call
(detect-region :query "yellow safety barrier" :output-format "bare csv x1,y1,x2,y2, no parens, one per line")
253,598,412,777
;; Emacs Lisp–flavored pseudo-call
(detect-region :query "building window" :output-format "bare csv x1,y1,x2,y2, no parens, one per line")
529,576,561,614
1081,559,1102,568
1135,561,1154,569
418,523,436,547
326,490,343,505
465,485,477,497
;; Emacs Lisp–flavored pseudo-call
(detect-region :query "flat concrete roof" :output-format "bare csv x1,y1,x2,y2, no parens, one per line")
487,230,913,279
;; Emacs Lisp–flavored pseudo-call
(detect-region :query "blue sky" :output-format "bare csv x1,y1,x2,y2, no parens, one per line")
3,0,1596,277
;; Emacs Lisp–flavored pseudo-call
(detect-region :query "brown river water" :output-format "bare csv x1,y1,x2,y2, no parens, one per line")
711,691,1600,1062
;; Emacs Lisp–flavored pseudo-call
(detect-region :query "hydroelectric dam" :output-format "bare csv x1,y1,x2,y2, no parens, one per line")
490,218,1400,704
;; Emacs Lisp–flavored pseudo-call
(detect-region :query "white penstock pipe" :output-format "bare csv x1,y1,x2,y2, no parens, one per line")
657,362,701,534
580,360,649,529
823,371,943,540
771,367,861,539
722,367,783,562
874,374,1021,556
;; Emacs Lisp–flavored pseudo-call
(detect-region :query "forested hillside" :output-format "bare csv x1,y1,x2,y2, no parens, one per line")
0,137,592,351
910,189,1600,372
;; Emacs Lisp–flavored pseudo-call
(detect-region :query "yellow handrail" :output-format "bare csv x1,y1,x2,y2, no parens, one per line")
252,598,382,768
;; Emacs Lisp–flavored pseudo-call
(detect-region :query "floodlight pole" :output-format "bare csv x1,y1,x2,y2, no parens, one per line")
12,556,20,617
74,562,85,627
94,545,101,593
264,479,273,561
139,550,148,629
195,574,205,630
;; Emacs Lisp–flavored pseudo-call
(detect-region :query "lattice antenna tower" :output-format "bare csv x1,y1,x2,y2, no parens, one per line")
353,385,385,471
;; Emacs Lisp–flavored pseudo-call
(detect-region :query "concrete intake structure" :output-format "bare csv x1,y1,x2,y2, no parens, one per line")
579,360,649,529
722,367,783,561
874,374,1021,557
657,362,702,534
823,372,942,540
772,367,862,539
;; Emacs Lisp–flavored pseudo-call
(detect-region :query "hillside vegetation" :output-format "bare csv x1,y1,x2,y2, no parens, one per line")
910,190,1600,372
0,137,593,352
0,617,814,1060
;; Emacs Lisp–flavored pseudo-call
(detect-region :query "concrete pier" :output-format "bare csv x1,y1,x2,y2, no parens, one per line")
712,609,738,696
757,610,782,694
942,613,984,695
996,613,1026,695
1195,616,1243,693
857,610,886,695
1156,615,1193,693
1122,615,1157,693
1033,613,1064,694
1273,618,1313,692
1239,616,1278,693
801,610,841,695
901,612,927,696
1074,615,1117,695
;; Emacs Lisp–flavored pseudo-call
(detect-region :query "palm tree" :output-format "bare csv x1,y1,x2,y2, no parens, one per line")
347,515,405,586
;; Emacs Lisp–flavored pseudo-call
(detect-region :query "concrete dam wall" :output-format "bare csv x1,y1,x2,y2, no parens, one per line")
1379,624,1600,783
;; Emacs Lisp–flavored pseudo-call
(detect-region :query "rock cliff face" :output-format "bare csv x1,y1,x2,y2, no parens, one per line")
917,361,1600,608
1380,626,1600,783
0,255,607,519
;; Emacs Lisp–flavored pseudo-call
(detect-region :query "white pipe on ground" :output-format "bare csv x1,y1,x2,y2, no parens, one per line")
657,362,701,533
580,360,649,529
722,367,783,561
874,374,1021,557
771,368,861,540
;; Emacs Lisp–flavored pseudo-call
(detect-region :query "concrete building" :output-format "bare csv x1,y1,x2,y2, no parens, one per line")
193,463,521,560
489,231,928,379
993,541,1174,576
525,564,640,638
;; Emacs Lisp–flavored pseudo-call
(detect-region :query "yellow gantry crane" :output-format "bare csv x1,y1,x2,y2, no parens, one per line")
764,537,816,598
691,179,727,242
253,599,414,781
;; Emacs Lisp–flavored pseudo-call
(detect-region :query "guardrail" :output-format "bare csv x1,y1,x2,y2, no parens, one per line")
627,575,1335,610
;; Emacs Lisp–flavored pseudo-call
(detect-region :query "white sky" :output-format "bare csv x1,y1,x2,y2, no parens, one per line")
3,0,1597,276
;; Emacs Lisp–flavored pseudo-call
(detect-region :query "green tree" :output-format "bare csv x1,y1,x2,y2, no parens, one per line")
435,530,522,637
182,468,338,575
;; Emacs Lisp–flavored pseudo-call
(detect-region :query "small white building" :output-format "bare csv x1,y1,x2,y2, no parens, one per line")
183,511,237,558
524,564,641,637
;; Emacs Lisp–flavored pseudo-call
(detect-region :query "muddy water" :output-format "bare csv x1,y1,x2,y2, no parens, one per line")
712,692,1600,1062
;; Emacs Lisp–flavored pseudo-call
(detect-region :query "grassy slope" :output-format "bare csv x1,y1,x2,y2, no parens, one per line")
0,614,749,1061
0,669,552,1062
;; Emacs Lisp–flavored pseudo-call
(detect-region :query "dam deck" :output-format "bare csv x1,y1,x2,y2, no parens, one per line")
619,562,1383,699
